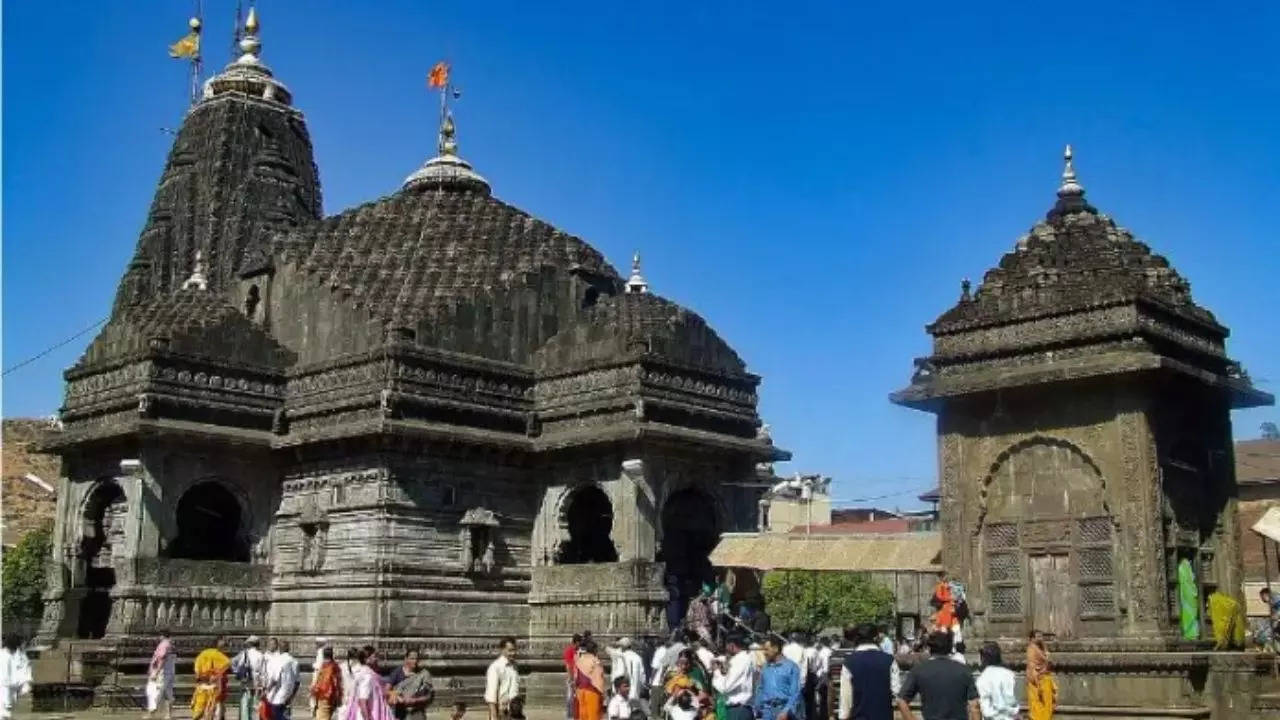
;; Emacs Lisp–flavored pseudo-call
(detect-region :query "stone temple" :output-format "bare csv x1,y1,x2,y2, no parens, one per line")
37,10,784,681
893,148,1276,716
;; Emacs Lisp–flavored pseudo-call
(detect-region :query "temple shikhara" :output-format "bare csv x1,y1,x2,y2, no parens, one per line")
38,8,784,680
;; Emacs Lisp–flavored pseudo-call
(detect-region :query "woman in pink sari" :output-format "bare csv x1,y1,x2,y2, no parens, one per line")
145,630,175,720
346,647,394,720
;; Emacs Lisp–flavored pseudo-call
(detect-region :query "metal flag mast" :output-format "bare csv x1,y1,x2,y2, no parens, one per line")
190,0,204,106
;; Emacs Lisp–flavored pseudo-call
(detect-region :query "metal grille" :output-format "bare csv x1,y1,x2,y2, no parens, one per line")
1079,583,1115,615
1076,517,1112,544
986,552,1020,582
1078,548,1114,578
990,585,1022,615
985,523,1019,549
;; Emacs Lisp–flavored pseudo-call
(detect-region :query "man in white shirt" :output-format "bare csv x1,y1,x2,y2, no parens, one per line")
607,677,633,720
606,638,646,702
485,637,521,720
975,643,1017,720
232,636,268,720
710,633,755,720
650,635,685,716
781,634,806,670
264,640,300,720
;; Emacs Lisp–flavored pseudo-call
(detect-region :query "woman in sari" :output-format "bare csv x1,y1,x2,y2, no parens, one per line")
574,640,607,720
145,630,176,720
1207,589,1246,650
1025,631,1056,720
347,646,394,720
192,636,232,720
663,650,715,720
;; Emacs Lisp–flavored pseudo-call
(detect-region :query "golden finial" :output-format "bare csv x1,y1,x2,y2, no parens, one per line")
438,113,458,156
245,7,259,34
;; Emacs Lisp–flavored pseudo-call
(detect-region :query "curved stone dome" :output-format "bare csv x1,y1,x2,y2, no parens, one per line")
534,291,747,375
278,183,621,360
931,153,1219,335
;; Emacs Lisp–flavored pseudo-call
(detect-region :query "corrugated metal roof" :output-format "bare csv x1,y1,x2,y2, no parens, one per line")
710,531,942,572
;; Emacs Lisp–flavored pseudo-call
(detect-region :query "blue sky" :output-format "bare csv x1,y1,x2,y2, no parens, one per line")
3,1,1277,508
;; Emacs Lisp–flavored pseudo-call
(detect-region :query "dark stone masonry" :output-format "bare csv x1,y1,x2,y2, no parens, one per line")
36,14,785,685
892,147,1276,717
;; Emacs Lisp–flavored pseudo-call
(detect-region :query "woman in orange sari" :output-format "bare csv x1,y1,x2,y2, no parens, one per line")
574,640,607,720
191,636,232,720
931,572,956,630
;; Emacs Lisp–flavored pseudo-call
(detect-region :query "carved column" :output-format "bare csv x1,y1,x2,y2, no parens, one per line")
1117,408,1167,636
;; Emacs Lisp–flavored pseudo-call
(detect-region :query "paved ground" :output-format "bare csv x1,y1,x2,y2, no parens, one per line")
18,705,571,720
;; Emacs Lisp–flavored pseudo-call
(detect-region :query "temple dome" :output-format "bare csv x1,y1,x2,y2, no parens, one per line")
533,291,747,375
931,147,1219,335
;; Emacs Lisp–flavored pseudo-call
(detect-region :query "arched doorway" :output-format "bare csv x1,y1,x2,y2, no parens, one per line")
78,481,127,638
660,487,721,615
556,485,618,564
167,482,249,562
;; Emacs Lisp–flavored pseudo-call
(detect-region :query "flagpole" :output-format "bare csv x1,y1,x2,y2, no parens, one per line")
189,0,204,106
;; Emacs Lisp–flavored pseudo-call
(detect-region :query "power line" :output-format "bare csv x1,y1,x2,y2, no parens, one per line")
3,318,107,377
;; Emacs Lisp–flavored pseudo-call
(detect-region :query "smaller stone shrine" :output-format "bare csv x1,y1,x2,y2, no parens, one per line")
893,147,1276,718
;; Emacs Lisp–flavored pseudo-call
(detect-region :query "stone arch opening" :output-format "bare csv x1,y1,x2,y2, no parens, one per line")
77,480,127,638
167,481,250,562
556,485,618,564
974,436,1115,639
660,487,721,605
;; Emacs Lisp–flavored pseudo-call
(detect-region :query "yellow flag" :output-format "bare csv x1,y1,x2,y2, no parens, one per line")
169,32,200,59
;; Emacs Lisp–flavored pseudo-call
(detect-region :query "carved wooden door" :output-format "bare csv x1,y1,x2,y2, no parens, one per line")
1029,553,1073,638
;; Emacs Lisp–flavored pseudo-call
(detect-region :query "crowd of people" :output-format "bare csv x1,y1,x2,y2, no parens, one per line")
147,631,477,720
558,622,1057,720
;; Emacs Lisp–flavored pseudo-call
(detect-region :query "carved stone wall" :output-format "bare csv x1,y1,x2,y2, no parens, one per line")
941,377,1169,640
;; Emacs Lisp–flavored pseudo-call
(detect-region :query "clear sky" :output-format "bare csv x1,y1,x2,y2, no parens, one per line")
3,1,1277,508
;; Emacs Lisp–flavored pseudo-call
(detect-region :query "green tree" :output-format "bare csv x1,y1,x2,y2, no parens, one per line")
762,571,895,633
2,521,53,625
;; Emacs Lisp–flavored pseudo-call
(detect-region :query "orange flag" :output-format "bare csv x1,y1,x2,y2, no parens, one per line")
427,61,449,89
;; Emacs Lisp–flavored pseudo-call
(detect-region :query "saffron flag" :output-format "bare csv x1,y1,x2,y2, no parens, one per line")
169,31,200,59
428,61,450,89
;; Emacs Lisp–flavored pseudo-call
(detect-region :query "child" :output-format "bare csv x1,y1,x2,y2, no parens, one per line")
608,678,633,720
663,689,699,720
451,701,467,720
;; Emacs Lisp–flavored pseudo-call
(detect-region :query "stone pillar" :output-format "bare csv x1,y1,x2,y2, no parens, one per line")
1117,408,1168,637
621,458,658,562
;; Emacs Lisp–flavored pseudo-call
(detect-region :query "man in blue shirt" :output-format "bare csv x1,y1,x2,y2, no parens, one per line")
753,637,803,720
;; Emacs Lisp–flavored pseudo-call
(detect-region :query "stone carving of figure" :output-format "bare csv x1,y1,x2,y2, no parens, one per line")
481,534,496,575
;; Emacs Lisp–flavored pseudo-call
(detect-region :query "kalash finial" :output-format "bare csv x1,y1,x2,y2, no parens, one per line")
239,7,262,61
1058,144,1084,197
438,112,458,157
625,251,649,294
403,61,489,193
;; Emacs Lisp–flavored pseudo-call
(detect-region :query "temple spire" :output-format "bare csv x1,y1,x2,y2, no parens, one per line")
1058,144,1084,198
625,252,649,294
202,5,292,105
403,62,489,193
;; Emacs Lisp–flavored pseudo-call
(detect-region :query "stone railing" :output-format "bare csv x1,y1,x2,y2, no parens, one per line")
119,557,273,588
108,557,272,637
529,560,666,639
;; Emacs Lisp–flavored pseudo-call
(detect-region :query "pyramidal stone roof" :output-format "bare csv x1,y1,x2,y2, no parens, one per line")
77,288,295,371
281,185,620,325
534,291,747,376
931,146,1219,335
